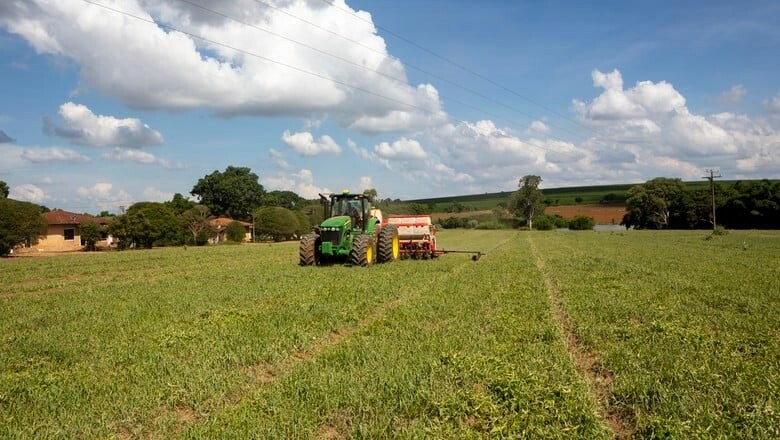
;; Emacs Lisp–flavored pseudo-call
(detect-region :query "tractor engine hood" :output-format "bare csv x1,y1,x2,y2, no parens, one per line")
320,216,351,229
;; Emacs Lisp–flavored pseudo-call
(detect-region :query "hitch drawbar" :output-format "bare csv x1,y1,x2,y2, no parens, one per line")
437,250,483,261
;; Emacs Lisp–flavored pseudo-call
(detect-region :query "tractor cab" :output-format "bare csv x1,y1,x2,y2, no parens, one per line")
326,193,371,231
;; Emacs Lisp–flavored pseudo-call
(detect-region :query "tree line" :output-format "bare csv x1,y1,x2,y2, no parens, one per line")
622,177,779,229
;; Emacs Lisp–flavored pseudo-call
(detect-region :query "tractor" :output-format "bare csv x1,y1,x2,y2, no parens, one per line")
299,191,400,266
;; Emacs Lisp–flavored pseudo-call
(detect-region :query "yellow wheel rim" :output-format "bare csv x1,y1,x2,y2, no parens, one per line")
366,242,373,264
392,235,400,259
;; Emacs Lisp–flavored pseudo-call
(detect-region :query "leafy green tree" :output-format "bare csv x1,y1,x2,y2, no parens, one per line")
294,210,312,238
719,180,780,229
511,175,545,229
261,190,303,209
0,198,47,255
362,188,377,202
191,166,265,220
181,205,214,245
80,221,103,251
254,206,298,241
225,220,247,243
623,178,685,229
166,193,196,216
408,203,427,214
109,202,181,249
0,180,8,198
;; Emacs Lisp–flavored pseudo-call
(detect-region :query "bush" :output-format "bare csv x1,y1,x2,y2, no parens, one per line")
225,220,247,243
80,221,103,251
568,215,595,230
476,220,507,230
533,216,555,230
254,206,299,241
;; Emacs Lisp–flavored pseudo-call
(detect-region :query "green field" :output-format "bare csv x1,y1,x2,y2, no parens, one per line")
1,230,778,438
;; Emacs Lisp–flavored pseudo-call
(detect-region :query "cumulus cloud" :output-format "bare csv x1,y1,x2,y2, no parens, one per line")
765,94,780,114
374,137,427,160
0,129,14,143
263,168,330,199
268,148,290,169
142,187,173,202
43,102,163,148
76,182,133,210
717,84,747,104
281,130,341,156
9,184,45,204
0,0,442,132
529,120,550,134
101,147,184,169
20,147,91,163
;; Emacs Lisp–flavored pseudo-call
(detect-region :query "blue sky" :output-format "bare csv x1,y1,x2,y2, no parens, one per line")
1,0,778,213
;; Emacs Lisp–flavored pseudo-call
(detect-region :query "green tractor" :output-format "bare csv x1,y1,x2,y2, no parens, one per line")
299,191,400,266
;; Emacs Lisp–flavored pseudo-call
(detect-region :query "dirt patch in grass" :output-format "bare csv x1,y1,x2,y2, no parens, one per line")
529,236,633,439
545,204,626,225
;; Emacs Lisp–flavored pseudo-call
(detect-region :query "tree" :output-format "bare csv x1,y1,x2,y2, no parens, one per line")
511,175,545,229
362,188,377,201
191,166,265,220
0,198,47,255
166,193,196,216
0,180,8,198
254,206,298,241
623,178,685,229
181,205,214,245
80,221,103,251
109,202,181,249
225,221,247,242
261,190,303,209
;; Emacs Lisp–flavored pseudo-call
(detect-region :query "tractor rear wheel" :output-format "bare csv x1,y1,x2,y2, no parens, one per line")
349,234,375,267
299,233,318,266
377,224,400,263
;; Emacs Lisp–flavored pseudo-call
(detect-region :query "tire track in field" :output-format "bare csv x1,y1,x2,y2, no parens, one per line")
527,235,633,439
138,234,519,439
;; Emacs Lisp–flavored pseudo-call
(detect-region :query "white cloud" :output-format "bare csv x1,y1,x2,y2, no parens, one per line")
142,187,173,202
263,168,330,199
268,148,290,169
9,184,45,204
44,102,163,148
765,94,780,114
717,84,747,104
374,137,427,160
529,120,550,134
101,147,184,169
359,176,372,190
20,146,91,163
76,182,133,210
281,130,341,156
0,0,442,133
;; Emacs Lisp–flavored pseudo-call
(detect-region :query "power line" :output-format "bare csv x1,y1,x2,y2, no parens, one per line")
317,0,591,133
244,0,585,139
78,0,559,153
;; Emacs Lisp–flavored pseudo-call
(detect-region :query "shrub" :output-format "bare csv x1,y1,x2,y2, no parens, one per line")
476,220,505,230
533,216,555,230
225,221,247,243
568,216,595,230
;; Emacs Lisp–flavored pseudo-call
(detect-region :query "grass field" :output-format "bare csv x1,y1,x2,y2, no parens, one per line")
1,230,778,438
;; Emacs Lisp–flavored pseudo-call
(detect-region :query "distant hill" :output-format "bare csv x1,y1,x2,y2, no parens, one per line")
405,180,776,213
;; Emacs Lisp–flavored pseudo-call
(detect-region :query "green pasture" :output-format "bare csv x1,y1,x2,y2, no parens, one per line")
1,230,777,438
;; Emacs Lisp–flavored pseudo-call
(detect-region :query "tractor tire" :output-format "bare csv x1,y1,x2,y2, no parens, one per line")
349,234,375,267
377,224,400,263
299,233,318,266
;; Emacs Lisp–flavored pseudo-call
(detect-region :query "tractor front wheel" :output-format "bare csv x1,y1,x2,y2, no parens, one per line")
377,224,400,263
349,234,375,267
299,233,319,266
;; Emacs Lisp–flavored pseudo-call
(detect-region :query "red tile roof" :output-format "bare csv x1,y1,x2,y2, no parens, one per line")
210,217,251,228
43,209,110,225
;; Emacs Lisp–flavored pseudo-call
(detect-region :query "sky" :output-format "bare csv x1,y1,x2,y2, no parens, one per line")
1,0,779,213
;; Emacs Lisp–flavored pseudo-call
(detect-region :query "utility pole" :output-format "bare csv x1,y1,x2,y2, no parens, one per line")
702,169,721,230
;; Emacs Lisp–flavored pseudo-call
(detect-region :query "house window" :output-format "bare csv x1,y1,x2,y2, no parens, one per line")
64,228,75,241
